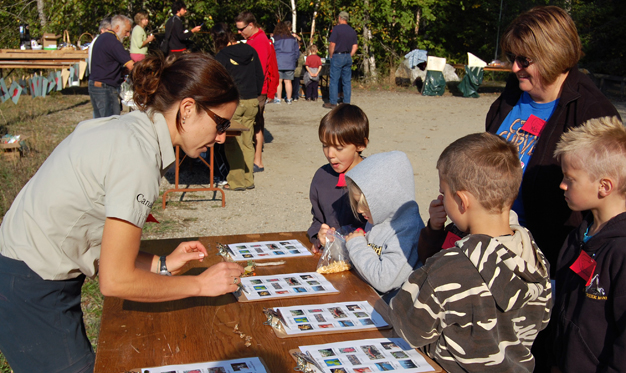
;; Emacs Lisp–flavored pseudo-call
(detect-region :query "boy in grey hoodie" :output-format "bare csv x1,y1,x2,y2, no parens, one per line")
344,151,425,301
389,133,552,372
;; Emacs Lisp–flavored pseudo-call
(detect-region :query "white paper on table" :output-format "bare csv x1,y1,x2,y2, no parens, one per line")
140,356,268,372
238,272,337,300
299,338,435,373
276,301,388,335
226,239,312,261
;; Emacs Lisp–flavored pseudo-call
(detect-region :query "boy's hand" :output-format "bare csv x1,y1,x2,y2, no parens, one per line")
345,228,365,242
428,195,447,230
317,224,333,248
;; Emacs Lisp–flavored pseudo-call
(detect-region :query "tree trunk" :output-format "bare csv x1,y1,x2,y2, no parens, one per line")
415,8,421,36
362,0,377,82
309,0,321,47
291,0,297,33
37,0,47,29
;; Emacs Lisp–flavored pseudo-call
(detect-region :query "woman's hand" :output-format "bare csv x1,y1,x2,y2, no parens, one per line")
166,241,208,275
428,195,447,230
146,34,155,43
197,262,245,297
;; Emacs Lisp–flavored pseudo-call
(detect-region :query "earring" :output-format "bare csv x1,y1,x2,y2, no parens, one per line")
182,116,186,125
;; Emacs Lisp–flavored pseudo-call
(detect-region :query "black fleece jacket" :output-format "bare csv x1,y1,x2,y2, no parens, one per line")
554,212,626,372
486,68,620,276
215,43,263,100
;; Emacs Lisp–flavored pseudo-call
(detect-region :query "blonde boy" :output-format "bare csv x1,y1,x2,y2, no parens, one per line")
552,116,626,372
390,132,552,372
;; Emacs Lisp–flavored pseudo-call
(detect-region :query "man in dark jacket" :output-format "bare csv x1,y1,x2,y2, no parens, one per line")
212,23,263,190
162,1,201,54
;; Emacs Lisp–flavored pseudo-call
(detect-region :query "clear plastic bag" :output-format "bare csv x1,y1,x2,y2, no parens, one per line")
316,230,352,274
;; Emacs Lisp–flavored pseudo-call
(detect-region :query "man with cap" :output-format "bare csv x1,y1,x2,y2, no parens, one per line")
323,11,358,109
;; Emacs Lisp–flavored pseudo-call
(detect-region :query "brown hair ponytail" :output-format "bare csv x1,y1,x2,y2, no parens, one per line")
131,53,239,132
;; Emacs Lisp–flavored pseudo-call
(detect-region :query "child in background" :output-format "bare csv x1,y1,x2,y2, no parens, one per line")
293,40,305,101
344,151,424,302
304,45,322,101
552,116,626,372
308,104,368,252
390,133,551,372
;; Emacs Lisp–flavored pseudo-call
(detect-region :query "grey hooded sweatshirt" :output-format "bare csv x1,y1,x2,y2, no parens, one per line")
345,151,425,295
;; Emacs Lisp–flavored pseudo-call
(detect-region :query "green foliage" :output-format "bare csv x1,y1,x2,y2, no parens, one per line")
563,0,626,76
0,0,623,88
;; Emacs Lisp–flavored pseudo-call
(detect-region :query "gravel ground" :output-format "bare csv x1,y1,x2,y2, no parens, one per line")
145,88,626,241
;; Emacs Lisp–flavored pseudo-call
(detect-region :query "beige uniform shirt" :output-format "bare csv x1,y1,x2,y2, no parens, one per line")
0,111,175,280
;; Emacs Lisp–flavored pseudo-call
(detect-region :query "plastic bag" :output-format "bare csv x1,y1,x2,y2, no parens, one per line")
316,230,352,274
421,70,446,96
458,66,484,98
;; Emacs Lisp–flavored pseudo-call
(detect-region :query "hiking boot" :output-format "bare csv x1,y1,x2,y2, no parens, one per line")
323,102,337,109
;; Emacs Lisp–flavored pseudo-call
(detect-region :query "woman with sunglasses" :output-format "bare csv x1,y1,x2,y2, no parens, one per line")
0,53,244,373
485,7,620,372
486,6,620,274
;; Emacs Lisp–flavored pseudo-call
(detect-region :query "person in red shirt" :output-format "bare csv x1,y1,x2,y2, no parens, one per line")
235,11,279,172
304,45,322,101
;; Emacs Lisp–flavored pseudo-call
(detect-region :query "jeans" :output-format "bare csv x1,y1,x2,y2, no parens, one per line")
88,80,121,118
0,254,95,373
329,53,353,104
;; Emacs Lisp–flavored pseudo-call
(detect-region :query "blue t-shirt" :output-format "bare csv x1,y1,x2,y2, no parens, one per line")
329,24,357,54
496,92,558,225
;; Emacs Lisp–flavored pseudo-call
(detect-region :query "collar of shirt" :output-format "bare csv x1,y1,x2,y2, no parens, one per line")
150,112,176,173
336,173,347,187
105,30,122,43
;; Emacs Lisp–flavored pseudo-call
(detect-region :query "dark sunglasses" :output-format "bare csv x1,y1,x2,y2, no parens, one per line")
506,53,533,68
236,24,249,32
206,108,231,134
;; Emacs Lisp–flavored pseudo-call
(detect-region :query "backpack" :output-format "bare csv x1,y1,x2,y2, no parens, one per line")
160,17,173,55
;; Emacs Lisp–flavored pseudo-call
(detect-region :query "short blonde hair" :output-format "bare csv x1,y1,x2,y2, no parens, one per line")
134,11,148,25
555,116,626,195
501,6,583,86
346,178,369,219
437,132,522,213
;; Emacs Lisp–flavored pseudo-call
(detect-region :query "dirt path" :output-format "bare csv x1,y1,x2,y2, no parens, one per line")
146,89,504,239
149,89,625,241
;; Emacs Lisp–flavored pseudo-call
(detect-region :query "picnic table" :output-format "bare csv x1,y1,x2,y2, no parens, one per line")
0,49,88,70
94,231,444,373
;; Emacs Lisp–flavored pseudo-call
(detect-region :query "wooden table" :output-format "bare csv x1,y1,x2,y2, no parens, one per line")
95,232,443,373
452,63,511,72
0,49,87,69
161,123,249,209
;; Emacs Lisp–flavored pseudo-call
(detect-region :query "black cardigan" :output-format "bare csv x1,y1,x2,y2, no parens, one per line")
486,68,620,276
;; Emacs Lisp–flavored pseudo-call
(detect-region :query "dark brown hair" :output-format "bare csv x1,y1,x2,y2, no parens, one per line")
211,23,236,53
235,11,257,28
437,132,522,213
319,104,369,151
273,21,291,37
131,53,239,132
501,6,583,86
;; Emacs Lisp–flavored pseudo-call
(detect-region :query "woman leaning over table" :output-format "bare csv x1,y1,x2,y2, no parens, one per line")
484,7,620,372
0,53,244,373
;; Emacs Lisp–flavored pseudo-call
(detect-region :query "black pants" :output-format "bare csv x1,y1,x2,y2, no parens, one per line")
0,254,94,373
